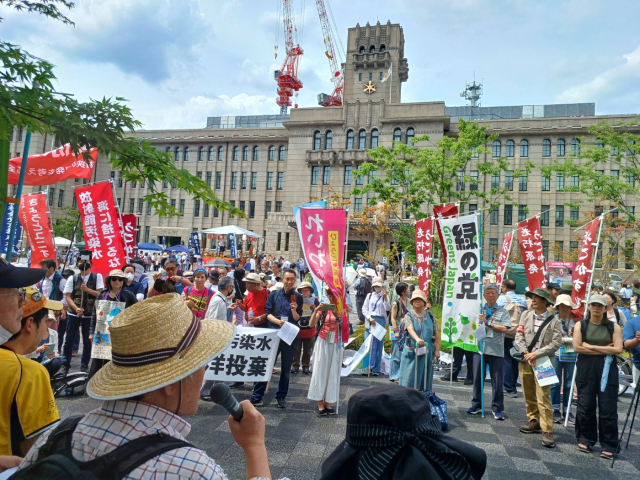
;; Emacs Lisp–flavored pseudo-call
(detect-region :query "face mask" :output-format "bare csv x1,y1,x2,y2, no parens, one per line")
374,287,382,293
0,325,14,345
79,263,91,272
125,273,134,282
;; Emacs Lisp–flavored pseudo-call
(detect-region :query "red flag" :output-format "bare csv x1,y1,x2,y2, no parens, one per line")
415,218,434,297
495,233,513,287
517,217,546,291
571,218,601,308
433,204,458,267
122,214,137,260
19,193,56,267
8,144,97,186
74,182,127,277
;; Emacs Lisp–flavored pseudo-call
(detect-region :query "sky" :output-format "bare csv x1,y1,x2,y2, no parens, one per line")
3,0,640,130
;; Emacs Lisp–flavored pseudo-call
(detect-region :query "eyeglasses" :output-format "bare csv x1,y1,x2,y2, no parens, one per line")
0,288,28,303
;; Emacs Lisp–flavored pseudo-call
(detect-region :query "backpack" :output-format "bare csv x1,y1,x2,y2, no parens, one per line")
503,295,522,339
356,277,371,297
12,416,192,480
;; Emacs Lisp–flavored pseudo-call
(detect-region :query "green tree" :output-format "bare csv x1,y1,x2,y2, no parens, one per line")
0,1,242,220
51,205,83,241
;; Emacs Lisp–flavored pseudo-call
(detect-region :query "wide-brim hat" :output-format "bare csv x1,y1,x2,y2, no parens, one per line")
244,272,262,284
297,281,313,292
372,277,384,287
270,282,284,292
357,268,367,277
555,294,578,310
22,286,63,318
0,257,46,288
410,289,427,305
525,287,552,303
87,293,234,400
105,269,127,284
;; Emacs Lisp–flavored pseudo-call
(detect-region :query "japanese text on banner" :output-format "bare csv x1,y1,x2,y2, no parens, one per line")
204,327,280,382
19,193,56,266
1,204,22,254
121,215,137,261
415,218,434,296
439,213,481,352
495,233,513,287
571,217,600,307
433,204,458,268
75,182,127,277
8,144,97,186
517,217,546,290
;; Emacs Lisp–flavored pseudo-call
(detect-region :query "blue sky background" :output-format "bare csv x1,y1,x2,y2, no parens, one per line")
3,0,639,129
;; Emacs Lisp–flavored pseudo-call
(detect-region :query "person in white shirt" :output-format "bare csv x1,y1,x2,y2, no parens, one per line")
362,277,391,376
205,276,235,321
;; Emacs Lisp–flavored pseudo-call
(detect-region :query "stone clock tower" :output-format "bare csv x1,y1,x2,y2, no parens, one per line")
342,20,409,104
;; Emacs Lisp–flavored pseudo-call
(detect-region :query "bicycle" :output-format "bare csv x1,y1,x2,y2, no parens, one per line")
616,354,633,397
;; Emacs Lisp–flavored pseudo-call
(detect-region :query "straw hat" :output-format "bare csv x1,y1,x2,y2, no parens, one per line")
410,289,427,306
555,294,577,310
244,272,261,284
87,293,234,401
372,277,384,287
297,281,313,292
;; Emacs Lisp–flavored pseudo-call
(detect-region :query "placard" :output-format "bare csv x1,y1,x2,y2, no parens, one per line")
533,356,559,387
91,300,125,360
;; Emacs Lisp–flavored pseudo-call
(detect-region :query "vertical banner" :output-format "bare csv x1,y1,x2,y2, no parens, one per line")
19,193,56,267
494,233,513,287
293,201,326,293
229,233,237,259
121,214,137,261
433,204,458,267
571,217,600,307
439,213,481,352
189,232,201,256
1,204,22,254
517,217,547,291
414,218,434,296
74,182,127,278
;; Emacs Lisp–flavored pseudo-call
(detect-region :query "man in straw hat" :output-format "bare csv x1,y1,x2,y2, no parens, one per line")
15,294,276,479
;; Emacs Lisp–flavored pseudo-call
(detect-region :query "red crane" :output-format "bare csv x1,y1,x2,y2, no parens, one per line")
315,0,343,107
274,0,303,115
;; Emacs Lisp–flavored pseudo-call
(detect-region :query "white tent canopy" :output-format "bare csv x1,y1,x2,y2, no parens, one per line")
53,237,72,247
200,225,262,237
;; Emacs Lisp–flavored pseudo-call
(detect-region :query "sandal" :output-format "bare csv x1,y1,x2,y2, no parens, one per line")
578,443,592,453
601,450,614,459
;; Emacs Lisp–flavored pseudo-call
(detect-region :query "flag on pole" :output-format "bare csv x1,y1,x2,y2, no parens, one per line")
293,201,325,294
517,217,546,291
495,233,513,287
434,204,458,268
19,193,56,267
381,62,392,83
571,218,601,307
1,204,22,254
415,218,434,296
8,144,97,186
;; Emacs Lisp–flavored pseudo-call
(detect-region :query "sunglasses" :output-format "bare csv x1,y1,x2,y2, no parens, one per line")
111,278,124,282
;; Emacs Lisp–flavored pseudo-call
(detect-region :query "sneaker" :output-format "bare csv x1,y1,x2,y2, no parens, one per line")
542,432,556,448
567,412,576,425
464,379,474,386
504,391,517,398
302,368,310,375
291,368,299,374
520,419,542,434
493,411,505,421
553,410,563,424
467,406,481,415
276,398,287,409
80,364,89,373
250,399,263,407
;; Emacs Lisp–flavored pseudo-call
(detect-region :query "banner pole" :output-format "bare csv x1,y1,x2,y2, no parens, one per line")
336,208,349,416
7,126,31,256
477,211,484,418
62,215,81,271
110,179,128,261
564,213,605,427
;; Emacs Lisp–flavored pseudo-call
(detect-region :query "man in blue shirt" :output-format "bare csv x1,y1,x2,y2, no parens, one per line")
623,315,640,385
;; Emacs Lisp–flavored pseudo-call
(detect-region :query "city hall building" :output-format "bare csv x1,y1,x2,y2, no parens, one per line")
9,20,640,266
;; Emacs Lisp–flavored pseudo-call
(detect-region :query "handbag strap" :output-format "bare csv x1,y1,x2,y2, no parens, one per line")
526,313,555,353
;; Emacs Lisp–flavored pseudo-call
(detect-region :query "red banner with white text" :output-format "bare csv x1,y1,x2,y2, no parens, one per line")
495,233,513,287
74,182,126,277
9,144,97,186
434,204,458,267
122,214,137,261
415,218,434,297
517,217,547,291
19,193,56,267
571,218,601,308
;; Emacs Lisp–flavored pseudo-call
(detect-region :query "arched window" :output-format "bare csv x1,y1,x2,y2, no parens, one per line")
183,146,189,161
595,139,605,149
369,45,376,53
268,146,275,161
359,46,365,54
346,130,354,150
243,146,249,161
358,130,367,149
313,131,321,150
492,140,501,158
174,147,180,161
520,139,529,157
542,139,551,157
325,130,333,150
506,140,515,157
253,146,259,161
406,128,415,146
279,146,286,161
217,146,224,161
371,129,379,149
557,139,565,157
571,138,580,154
380,44,386,53
165,146,171,155
232,146,239,161
393,128,402,143
198,146,204,161
208,146,214,161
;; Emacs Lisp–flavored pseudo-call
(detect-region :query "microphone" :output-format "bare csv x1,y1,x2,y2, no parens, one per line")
210,383,244,422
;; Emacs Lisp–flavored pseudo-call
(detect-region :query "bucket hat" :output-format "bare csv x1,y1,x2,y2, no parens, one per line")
358,268,367,277
525,287,552,304
372,277,384,288
297,281,313,292
410,289,427,305
105,269,127,285
554,294,578,310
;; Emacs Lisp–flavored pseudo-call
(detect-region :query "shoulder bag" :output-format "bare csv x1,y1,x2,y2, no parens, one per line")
510,313,555,363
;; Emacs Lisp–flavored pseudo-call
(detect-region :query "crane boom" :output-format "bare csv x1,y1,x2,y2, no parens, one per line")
315,0,343,107
274,0,303,115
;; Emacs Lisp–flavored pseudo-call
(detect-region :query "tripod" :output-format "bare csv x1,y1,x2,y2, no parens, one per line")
612,379,640,468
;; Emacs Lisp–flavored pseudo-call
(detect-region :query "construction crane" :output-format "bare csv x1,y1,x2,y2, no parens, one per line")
315,0,344,107
274,0,304,115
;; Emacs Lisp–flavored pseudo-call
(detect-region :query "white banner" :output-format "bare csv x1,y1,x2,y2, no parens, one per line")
203,327,280,382
439,213,481,353
341,334,373,377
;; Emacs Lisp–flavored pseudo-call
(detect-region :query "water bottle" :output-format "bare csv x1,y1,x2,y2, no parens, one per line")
248,308,254,323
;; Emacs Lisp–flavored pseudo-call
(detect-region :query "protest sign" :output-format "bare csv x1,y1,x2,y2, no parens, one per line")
415,218,434,296
517,217,546,291
75,182,127,278
203,327,280,382
229,233,237,259
19,193,56,266
189,231,201,256
8,144,97,186
0,203,22,254
547,261,574,285
439,213,481,352
91,300,125,360
495,233,513,287
571,217,600,308
121,214,137,260
533,356,559,387
433,204,458,268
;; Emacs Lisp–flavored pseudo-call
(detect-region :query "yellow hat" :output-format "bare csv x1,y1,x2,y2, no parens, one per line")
22,286,63,318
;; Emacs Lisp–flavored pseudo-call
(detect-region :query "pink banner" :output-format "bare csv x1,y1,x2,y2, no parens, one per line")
517,217,546,291
415,218,433,297
122,214,137,260
434,204,458,268
495,233,513,287
571,218,600,307
19,193,56,267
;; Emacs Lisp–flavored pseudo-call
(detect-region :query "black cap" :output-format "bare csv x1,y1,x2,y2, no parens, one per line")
0,257,47,288
547,282,561,290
